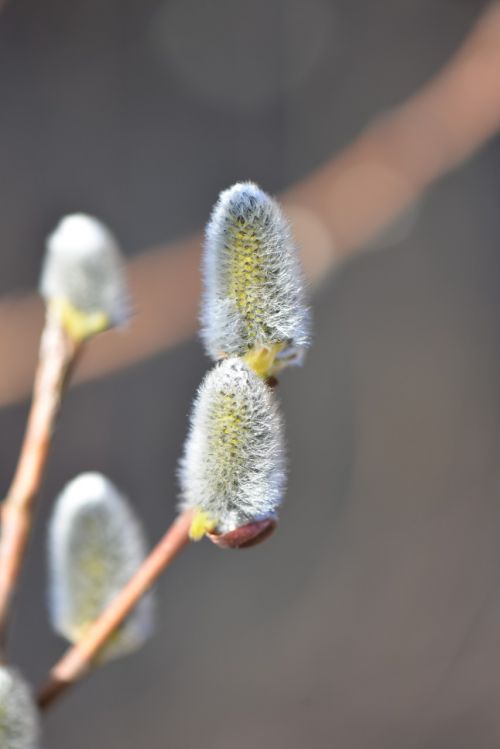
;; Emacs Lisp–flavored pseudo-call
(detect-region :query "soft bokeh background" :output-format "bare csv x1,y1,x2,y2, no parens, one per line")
2,0,500,746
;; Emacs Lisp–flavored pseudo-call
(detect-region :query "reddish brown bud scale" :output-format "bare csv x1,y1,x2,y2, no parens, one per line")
207,517,277,549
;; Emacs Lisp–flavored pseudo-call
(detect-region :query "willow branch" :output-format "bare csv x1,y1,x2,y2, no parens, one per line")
0,312,80,648
37,509,193,710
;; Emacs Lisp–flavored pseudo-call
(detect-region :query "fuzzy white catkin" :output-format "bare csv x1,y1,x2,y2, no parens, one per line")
179,358,286,533
48,473,153,662
200,182,310,361
0,667,39,749
40,213,130,326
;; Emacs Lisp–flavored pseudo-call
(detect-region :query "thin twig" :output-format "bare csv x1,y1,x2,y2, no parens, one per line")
37,509,194,710
0,312,79,649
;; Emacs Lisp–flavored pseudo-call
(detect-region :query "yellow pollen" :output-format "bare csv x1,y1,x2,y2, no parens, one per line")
189,509,217,541
50,297,109,341
243,342,286,378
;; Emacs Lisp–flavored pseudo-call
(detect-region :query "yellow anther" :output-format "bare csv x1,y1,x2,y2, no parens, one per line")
243,342,286,379
50,298,109,341
189,509,217,541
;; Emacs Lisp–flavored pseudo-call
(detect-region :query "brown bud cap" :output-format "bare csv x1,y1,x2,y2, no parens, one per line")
207,517,277,549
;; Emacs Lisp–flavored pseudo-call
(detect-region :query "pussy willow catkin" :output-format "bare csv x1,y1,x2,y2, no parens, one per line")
48,472,154,661
179,358,285,539
40,213,130,341
201,182,310,375
0,667,39,749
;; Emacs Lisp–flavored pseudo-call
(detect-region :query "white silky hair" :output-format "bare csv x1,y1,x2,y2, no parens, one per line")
40,213,130,325
0,667,39,749
48,472,154,661
178,358,286,533
200,182,311,360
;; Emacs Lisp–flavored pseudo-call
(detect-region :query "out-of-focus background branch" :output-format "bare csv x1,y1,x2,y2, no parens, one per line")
2,2,500,407
3,2,500,747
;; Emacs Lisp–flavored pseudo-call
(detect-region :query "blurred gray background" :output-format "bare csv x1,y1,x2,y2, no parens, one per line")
2,0,500,746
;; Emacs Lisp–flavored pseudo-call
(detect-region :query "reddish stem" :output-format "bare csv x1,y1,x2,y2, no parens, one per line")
37,509,193,710
0,315,79,649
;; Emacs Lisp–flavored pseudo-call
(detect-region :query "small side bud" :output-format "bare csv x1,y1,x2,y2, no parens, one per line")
201,182,310,377
178,358,286,544
0,667,40,749
48,473,154,662
40,214,130,341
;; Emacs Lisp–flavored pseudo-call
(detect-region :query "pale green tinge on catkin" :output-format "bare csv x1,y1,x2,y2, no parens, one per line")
39,213,131,340
0,668,39,749
201,182,310,364
178,358,286,535
48,473,154,662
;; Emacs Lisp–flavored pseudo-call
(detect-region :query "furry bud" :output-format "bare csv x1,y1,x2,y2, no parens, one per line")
0,667,39,749
40,214,130,340
179,358,286,541
48,472,153,662
201,182,310,375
